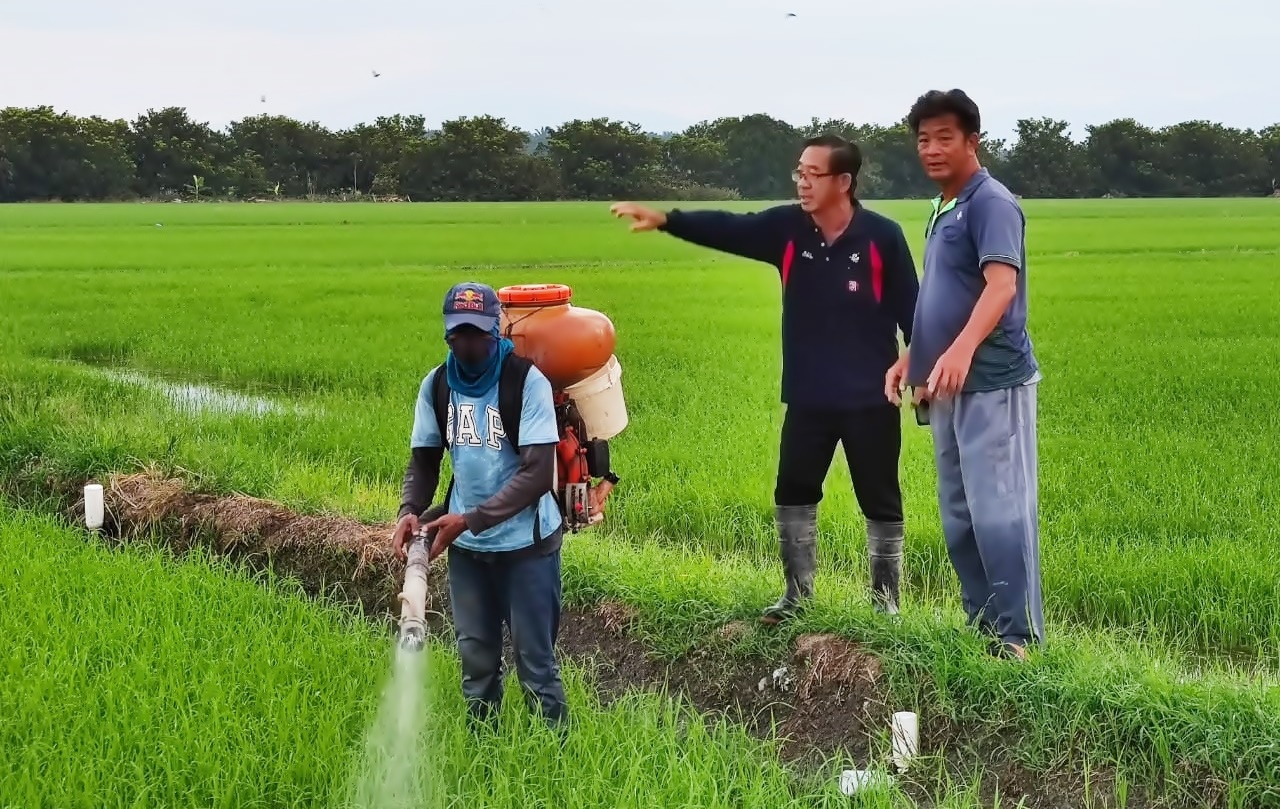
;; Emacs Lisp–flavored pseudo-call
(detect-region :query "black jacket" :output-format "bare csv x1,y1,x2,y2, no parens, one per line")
661,202,919,409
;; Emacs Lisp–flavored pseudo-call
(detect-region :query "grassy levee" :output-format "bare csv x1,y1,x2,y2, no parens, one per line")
3,199,1280,804
562,536,1280,805
2,505,888,809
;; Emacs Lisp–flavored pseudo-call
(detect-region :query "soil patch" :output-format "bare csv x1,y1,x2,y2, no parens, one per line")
33,469,1182,808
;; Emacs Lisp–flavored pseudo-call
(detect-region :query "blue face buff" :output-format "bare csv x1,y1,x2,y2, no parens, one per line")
444,324,515,397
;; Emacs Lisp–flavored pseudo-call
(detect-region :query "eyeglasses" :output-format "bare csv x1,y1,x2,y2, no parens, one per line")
791,169,836,183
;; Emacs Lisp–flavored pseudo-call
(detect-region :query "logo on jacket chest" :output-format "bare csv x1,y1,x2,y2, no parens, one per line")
789,243,868,296
800,250,859,262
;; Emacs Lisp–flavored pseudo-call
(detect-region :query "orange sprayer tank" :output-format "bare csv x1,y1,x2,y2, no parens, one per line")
497,284,616,390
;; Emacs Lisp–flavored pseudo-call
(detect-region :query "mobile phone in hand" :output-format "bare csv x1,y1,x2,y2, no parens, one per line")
913,397,930,426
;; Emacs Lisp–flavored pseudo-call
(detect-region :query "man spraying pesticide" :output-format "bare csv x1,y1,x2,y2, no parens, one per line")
391,281,625,730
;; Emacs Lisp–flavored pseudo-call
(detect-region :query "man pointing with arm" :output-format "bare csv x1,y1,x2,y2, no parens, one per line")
612,134,920,623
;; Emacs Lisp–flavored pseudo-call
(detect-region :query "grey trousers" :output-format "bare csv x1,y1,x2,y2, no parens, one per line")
929,380,1044,645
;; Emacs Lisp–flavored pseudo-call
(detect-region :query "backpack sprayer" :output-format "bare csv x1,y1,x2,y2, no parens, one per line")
497,282,627,530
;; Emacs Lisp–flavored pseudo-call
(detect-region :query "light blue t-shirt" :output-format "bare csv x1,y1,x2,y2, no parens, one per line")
409,364,563,553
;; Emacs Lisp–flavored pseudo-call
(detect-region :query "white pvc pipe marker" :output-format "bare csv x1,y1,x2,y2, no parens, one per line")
839,769,891,795
891,711,919,772
83,483,104,531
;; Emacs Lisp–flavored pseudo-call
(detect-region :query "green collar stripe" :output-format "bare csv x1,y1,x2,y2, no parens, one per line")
926,196,957,238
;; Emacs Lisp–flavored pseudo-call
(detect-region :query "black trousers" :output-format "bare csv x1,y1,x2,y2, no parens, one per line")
774,403,904,523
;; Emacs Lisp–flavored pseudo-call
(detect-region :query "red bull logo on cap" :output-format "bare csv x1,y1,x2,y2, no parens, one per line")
453,288,485,311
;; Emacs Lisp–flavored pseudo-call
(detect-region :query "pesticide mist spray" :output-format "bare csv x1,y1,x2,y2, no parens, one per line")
345,646,430,809
344,536,434,809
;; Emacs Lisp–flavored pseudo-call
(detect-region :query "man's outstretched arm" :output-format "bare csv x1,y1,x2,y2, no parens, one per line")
611,201,794,266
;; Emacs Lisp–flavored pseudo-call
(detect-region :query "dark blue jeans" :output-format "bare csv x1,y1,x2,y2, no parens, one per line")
446,544,569,727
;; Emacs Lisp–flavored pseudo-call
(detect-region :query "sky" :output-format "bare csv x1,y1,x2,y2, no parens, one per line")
2,0,1276,142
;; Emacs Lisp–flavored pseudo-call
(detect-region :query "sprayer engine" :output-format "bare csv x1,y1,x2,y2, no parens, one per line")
553,391,616,532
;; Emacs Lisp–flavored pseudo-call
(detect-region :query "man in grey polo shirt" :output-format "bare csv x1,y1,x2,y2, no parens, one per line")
885,89,1043,660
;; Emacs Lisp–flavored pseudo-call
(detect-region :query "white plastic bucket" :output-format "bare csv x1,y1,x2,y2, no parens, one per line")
565,354,627,440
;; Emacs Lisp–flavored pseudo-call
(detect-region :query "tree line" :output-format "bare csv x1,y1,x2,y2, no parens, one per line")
2,105,1278,203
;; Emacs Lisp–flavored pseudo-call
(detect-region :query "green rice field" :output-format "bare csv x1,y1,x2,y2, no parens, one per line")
1,506,866,809
2,198,1279,807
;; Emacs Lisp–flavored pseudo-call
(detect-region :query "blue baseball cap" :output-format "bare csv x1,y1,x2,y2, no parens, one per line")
443,282,500,334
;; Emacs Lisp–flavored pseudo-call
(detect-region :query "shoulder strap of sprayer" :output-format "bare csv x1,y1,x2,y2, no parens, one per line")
430,353,536,515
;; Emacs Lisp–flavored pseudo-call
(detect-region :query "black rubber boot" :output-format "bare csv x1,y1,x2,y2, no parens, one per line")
761,504,818,624
867,519,904,615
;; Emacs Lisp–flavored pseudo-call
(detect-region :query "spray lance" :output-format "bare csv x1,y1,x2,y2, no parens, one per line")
397,503,447,653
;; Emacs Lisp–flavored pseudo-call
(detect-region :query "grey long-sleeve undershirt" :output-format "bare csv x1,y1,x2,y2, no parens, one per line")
397,444,557,535
398,446,443,521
